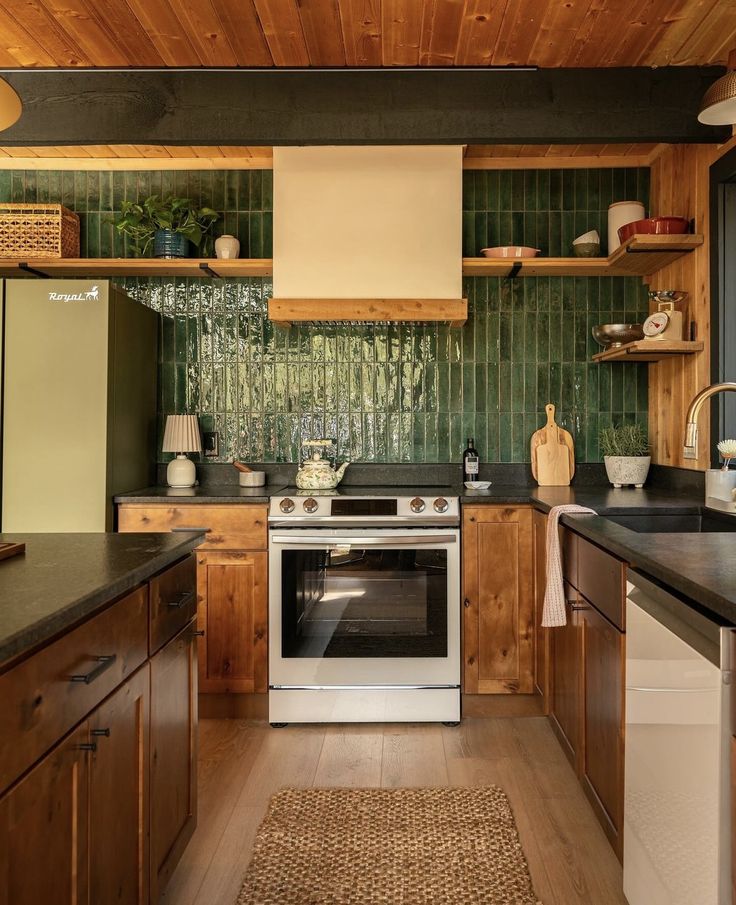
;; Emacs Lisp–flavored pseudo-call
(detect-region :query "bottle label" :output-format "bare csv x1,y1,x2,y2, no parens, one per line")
465,455,479,475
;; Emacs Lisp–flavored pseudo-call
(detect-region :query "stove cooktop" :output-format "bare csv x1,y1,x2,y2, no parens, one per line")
268,486,460,523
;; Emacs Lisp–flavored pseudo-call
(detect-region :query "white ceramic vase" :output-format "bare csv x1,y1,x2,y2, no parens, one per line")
604,456,651,488
215,234,240,259
607,201,645,255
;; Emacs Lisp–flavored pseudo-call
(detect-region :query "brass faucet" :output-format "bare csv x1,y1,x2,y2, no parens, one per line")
683,382,736,459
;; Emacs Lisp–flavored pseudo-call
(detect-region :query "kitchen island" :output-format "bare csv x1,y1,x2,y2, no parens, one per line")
0,530,203,905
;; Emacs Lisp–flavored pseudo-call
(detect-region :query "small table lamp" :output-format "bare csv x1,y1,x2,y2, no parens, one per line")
163,415,202,488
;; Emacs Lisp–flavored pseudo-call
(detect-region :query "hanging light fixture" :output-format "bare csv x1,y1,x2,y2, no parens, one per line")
0,77,21,131
699,50,736,125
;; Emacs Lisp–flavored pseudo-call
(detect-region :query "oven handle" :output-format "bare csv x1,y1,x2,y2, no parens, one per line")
270,534,457,546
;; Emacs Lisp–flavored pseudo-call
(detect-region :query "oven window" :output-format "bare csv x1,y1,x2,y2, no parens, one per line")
281,547,448,658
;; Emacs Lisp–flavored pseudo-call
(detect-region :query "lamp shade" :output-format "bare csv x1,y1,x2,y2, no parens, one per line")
162,415,202,453
698,51,736,125
0,78,21,132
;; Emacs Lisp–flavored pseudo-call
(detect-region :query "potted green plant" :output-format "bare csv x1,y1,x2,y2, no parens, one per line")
599,423,651,488
114,195,219,258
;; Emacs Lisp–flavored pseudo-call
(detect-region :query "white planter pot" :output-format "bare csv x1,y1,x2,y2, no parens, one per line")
215,234,240,259
604,456,651,488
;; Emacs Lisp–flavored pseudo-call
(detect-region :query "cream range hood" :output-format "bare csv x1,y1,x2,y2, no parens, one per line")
270,146,466,326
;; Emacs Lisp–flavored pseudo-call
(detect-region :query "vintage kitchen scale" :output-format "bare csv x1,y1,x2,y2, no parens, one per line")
643,290,688,341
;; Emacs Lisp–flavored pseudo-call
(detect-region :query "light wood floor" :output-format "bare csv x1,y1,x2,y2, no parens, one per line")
161,717,627,905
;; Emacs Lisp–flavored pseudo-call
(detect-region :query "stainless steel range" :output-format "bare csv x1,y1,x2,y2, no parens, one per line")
268,488,461,725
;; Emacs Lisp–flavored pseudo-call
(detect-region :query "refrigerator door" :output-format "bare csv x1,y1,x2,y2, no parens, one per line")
2,280,111,531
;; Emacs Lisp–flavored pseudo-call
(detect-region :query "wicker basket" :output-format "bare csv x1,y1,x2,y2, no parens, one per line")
0,203,80,258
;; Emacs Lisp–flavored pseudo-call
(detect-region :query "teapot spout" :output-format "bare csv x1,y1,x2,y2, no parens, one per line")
335,462,350,483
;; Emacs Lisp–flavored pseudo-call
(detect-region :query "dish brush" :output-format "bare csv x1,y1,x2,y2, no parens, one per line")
717,439,736,470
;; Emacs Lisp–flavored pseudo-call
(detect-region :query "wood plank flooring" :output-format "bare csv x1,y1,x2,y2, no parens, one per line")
161,717,626,905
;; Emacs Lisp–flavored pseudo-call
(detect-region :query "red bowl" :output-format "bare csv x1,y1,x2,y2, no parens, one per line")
617,217,690,244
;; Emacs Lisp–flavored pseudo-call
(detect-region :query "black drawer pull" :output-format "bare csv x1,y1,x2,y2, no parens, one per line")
193,629,205,637
171,526,211,533
70,654,116,685
78,743,97,752
91,728,110,738
166,590,196,609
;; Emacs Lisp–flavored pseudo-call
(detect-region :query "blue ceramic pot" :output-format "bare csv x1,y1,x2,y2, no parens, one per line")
153,230,190,259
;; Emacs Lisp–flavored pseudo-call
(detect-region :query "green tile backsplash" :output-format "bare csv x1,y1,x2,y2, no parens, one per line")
0,166,649,465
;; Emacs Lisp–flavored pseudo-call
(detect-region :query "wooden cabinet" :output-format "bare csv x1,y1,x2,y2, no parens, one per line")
0,724,90,905
550,591,584,768
89,665,150,905
150,619,198,903
462,506,534,694
197,550,268,693
580,602,625,859
118,503,269,695
532,510,550,710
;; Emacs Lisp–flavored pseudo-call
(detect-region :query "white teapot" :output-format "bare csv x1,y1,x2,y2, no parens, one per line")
295,440,349,490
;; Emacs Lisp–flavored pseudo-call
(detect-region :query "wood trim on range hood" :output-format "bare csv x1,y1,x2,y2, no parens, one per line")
268,298,468,328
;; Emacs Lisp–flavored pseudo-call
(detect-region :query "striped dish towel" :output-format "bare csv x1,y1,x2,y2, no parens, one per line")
542,504,596,627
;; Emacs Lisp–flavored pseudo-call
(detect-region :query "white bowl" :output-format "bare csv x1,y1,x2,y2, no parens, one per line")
239,471,266,487
464,481,492,490
573,230,600,245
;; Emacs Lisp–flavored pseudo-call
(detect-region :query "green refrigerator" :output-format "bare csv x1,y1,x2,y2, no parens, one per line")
1,279,158,531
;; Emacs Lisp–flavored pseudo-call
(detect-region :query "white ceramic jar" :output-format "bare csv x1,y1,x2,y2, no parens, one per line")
607,201,645,255
215,234,240,259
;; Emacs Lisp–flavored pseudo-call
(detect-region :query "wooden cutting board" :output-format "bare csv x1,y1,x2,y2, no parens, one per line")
531,404,575,486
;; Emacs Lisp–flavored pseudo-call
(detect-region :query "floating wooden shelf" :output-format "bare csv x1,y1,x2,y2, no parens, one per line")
0,258,273,278
592,339,704,363
462,234,703,278
268,298,468,327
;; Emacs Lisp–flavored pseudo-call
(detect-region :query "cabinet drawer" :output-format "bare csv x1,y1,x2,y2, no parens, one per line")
0,586,148,793
577,536,626,630
561,526,578,588
150,555,197,654
118,504,267,550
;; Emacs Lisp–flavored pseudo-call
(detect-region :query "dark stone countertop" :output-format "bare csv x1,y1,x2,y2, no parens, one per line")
460,484,703,513
0,531,203,669
115,485,284,504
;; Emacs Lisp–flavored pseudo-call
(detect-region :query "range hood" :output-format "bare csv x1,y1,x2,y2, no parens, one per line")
270,146,466,326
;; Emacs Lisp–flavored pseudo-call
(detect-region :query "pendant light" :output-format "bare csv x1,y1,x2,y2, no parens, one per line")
0,77,21,131
699,50,736,125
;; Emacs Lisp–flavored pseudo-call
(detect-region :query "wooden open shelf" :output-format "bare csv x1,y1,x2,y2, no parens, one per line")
0,258,273,278
268,297,468,327
462,234,703,278
592,339,704,363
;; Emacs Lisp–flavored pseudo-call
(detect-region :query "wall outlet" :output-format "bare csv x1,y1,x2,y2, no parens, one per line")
202,431,219,457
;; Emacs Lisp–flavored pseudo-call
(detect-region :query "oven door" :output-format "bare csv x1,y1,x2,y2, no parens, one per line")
269,528,460,688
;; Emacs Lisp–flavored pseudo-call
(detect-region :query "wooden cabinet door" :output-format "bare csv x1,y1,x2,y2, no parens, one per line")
532,510,550,710
550,594,583,772
150,621,197,904
581,603,625,861
463,506,534,694
89,664,150,905
196,550,268,694
0,724,90,905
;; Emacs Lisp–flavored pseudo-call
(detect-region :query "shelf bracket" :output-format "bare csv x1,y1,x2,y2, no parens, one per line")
19,262,51,278
199,262,221,278
507,262,523,279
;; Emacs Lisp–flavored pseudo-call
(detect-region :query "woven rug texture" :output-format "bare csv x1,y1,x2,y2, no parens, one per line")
236,786,543,905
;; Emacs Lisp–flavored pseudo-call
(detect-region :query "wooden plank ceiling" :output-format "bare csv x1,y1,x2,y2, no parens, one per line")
0,0,733,69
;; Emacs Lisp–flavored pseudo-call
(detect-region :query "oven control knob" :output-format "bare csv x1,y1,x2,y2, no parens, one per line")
302,497,319,514
433,497,449,513
279,498,295,514
409,497,426,514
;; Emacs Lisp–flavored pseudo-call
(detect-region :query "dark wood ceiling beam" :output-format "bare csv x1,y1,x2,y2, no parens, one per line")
0,67,727,146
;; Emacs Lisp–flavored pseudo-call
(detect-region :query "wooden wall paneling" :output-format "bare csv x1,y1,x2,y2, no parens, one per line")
671,1,736,67
340,0,382,66
252,0,310,66
381,0,423,66
210,0,274,67
648,142,714,468
297,0,347,66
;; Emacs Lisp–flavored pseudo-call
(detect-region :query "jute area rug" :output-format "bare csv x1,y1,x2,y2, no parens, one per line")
236,787,543,905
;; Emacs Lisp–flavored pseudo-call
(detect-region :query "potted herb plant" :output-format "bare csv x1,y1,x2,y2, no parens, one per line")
599,423,651,488
114,195,219,258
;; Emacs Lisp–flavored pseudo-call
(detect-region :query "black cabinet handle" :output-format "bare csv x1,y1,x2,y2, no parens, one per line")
70,654,116,685
463,598,471,608
167,590,196,609
78,742,97,752
91,728,110,738
171,526,211,533
193,629,205,637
